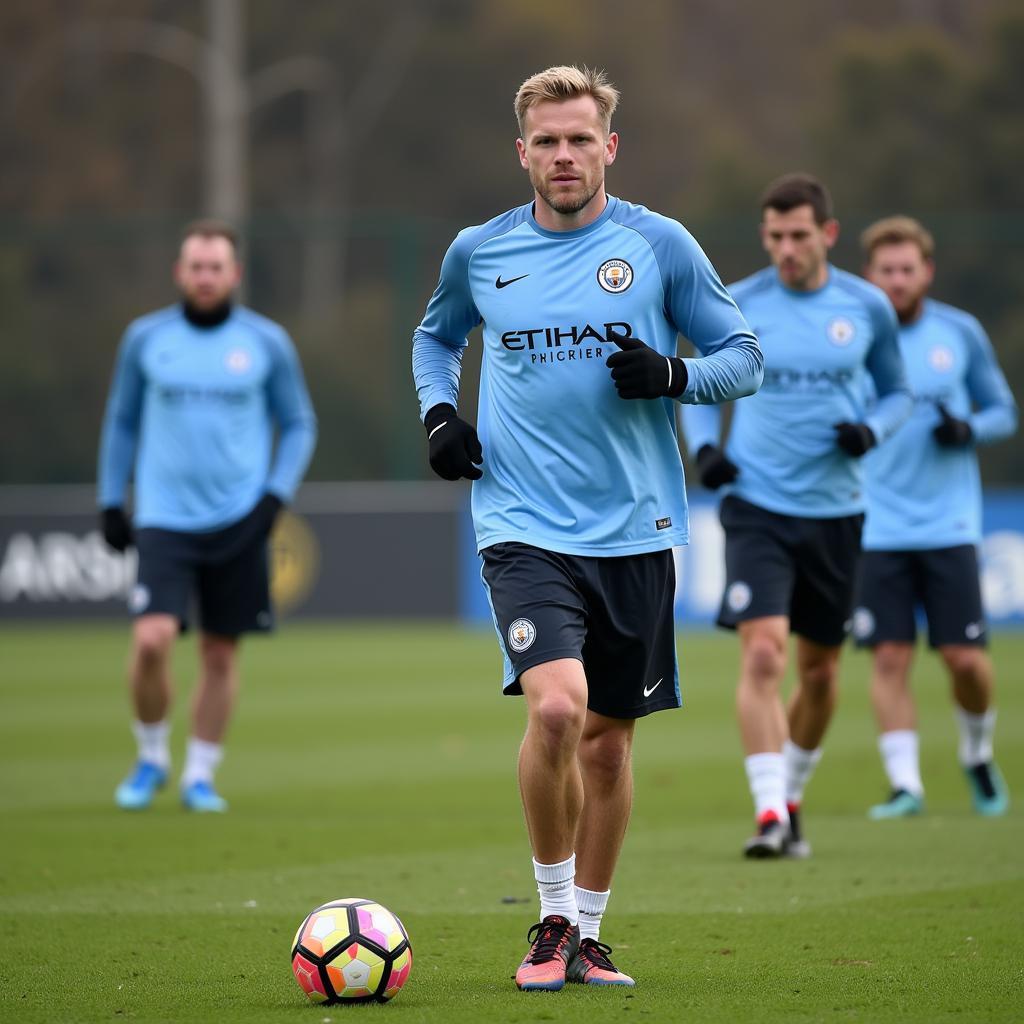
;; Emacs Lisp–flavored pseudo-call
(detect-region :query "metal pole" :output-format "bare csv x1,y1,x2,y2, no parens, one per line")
203,0,246,228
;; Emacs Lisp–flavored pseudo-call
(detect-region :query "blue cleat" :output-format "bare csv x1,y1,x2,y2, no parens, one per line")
115,761,167,810
868,789,924,820
181,780,228,813
965,763,1009,817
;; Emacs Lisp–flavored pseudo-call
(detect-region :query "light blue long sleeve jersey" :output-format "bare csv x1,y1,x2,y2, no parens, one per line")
863,299,1017,550
682,265,912,517
412,196,763,556
98,304,318,532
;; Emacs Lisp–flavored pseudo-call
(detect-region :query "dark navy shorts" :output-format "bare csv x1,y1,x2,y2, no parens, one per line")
717,495,864,647
852,545,987,649
479,541,680,719
131,505,273,637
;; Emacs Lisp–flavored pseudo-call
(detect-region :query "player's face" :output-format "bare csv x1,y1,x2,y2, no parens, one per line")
516,96,618,228
761,205,839,291
865,241,934,322
175,235,241,310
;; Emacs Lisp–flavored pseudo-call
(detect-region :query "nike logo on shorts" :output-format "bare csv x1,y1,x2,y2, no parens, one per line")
643,677,664,698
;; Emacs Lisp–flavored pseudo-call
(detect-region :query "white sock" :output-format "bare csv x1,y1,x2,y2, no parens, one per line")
783,740,823,806
744,752,788,823
181,737,223,788
878,730,924,797
575,886,609,942
955,707,996,767
132,720,170,771
533,855,578,924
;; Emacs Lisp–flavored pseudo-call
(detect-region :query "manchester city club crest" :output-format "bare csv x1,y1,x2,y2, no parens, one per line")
928,345,955,372
224,347,252,373
508,617,537,653
826,317,856,346
597,259,634,294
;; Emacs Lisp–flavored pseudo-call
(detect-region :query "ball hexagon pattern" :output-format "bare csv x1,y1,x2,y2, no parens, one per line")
356,903,407,953
291,897,412,1004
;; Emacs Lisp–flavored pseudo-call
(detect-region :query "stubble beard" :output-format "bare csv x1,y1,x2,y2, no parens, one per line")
534,172,600,217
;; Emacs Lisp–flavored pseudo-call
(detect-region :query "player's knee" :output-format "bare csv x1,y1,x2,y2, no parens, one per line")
741,634,786,688
941,645,988,682
873,643,911,683
200,635,237,682
799,659,838,699
579,730,632,786
531,694,586,750
133,619,176,664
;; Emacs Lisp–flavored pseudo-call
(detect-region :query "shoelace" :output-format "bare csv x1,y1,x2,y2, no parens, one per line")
524,920,572,965
579,940,618,972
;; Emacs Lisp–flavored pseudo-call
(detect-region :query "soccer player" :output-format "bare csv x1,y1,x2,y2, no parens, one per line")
412,66,762,990
97,220,317,813
853,215,1017,819
682,174,912,859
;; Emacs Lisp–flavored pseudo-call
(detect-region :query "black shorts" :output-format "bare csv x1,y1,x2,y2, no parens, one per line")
479,541,680,719
852,546,987,649
132,506,273,637
717,495,864,647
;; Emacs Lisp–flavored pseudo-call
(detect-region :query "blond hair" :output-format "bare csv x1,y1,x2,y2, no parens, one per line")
514,65,620,136
860,215,935,261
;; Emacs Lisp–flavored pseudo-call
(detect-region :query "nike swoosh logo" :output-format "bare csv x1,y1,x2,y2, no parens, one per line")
643,678,664,698
495,274,529,289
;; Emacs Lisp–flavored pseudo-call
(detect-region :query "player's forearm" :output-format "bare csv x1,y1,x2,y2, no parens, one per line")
680,403,722,453
413,330,465,420
969,403,1018,446
97,420,137,508
266,419,318,501
865,387,913,445
678,337,763,405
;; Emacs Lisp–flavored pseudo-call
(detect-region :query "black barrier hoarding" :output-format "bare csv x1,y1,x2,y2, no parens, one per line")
0,483,464,621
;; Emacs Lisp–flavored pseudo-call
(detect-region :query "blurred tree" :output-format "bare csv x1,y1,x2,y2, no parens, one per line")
0,0,1018,484
813,6,1024,480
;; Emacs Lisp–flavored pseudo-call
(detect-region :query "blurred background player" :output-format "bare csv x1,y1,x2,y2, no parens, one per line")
413,66,762,990
97,220,317,813
854,215,1018,819
682,173,911,858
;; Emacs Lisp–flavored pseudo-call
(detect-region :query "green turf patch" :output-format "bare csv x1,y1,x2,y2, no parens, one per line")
1,624,1021,1022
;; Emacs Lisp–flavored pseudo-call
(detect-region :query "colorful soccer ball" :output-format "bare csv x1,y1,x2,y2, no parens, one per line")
290,897,412,1004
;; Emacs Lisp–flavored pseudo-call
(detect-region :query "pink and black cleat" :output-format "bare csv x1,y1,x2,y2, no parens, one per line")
567,938,635,986
515,915,580,991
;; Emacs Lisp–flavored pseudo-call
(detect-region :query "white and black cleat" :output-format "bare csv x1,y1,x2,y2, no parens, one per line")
743,814,788,858
783,803,812,859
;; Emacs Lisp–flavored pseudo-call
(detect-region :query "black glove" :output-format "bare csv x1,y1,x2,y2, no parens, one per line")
933,403,973,447
833,421,877,457
253,493,284,535
695,444,739,490
100,507,133,552
606,334,687,400
424,403,483,481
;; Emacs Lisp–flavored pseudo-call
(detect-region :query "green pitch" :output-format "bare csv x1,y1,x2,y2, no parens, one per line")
1,623,1022,1023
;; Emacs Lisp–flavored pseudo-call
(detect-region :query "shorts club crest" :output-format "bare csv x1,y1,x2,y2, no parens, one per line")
508,618,537,653
726,581,752,612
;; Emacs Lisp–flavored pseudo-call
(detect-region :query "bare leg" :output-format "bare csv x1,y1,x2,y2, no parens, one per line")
130,614,178,723
574,712,635,892
787,637,842,750
192,632,240,743
940,645,993,714
736,616,789,754
869,642,917,732
518,658,588,864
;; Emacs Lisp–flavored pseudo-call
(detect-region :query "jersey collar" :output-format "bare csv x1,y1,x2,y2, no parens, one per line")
528,195,618,240
776,263,833,298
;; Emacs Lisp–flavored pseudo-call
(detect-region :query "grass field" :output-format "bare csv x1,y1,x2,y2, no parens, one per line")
1,622,1022,1023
